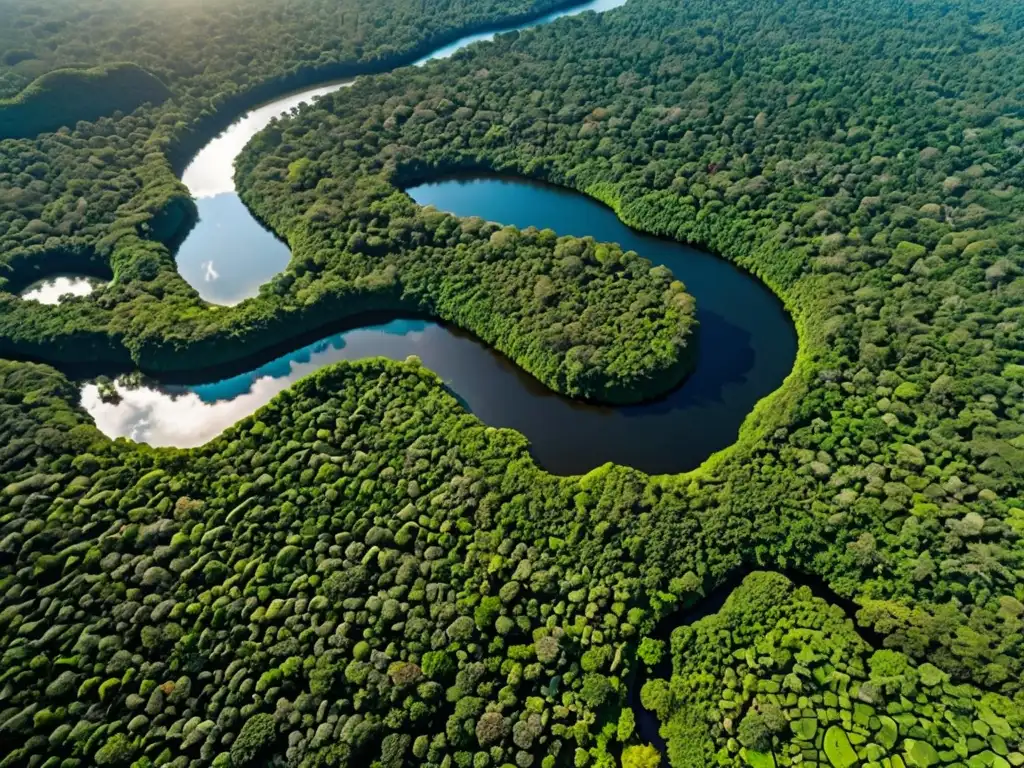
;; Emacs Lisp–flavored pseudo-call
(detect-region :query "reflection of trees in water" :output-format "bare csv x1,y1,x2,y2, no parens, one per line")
94,376,121,405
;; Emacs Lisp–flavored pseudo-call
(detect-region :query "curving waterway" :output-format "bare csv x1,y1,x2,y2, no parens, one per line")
174,0,630,305
83,176,795,475
79,0,797,477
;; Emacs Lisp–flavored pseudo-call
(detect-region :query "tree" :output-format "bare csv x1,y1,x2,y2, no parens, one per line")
637,638,664,668
476,712,509,747
230,714,276,766
616,708,635,742
621,744,660,768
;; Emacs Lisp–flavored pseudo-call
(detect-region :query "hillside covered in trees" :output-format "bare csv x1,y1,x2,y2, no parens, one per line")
0,0,584,134
0,0,1022,766
0,63,169,140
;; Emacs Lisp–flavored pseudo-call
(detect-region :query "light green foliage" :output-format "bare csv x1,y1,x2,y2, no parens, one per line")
621,744,661,768
904,739,940,768
823,726,857,768
616,707,635,742
741,750,775,768
475,596,503,630
640,573,1022,768
637,638,664,668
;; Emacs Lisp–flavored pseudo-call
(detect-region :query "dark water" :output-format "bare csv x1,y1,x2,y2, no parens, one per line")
83,177,796,476
173,0,628,305
406,177,796,474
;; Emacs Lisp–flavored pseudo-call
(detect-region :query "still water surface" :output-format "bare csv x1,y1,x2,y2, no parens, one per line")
20,275,104,304
82,0,795,475
174,0,629,305
84,177,796,476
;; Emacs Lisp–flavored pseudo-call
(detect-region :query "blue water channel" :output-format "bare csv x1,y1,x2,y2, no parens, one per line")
173,0,630,305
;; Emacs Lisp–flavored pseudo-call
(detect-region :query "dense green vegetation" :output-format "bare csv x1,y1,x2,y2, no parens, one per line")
642,572,1023,768
0,0,1023,765
237,0,1024,693
0,0,591,103
0,356,735,768
0,63,170,140
0,0,695,402
0,214,697,401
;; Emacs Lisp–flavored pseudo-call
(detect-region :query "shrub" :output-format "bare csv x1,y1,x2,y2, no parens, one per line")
230,713,276,766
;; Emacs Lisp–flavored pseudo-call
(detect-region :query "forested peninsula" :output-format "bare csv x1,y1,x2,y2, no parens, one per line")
0,0,1022,767
0,0,696,403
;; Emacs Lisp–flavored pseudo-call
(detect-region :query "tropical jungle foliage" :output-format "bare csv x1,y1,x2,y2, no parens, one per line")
0,357,737,768
0,63,170,140
0,0,697,402
0,0,1023,766
237,0,1024,696
642,572,1023,768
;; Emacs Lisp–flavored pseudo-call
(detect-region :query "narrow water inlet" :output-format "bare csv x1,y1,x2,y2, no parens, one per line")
19,275,105,304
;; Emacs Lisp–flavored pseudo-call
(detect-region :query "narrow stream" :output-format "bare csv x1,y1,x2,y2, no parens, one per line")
628,570,880,754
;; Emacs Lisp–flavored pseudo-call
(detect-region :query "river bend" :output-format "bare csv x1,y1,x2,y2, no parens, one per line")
76,0,797,477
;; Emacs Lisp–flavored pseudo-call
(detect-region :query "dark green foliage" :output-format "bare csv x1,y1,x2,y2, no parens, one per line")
232,0,1024,694
0,0,699,403
231,3,1024,686
0,356,1016,766
0,63,169,140
0,357,722,768
232,714,277,766
1,0,1024,765
737,704,785,752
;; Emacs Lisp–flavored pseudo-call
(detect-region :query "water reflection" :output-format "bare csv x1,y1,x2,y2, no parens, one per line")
172,0,629,304
174,194,293,306
83,321,430,448
418,0,629,63
20,275,104,304
83,177,795,475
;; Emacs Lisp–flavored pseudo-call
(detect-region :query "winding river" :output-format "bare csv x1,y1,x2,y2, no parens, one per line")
175,0,630,305
77,0,797,477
